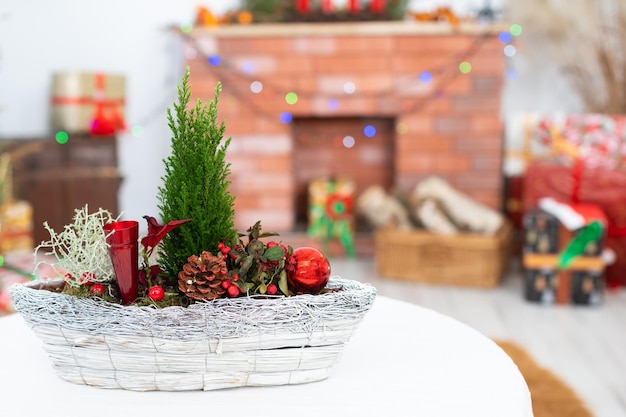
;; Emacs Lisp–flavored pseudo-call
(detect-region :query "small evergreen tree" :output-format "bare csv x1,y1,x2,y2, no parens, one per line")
157,67,237,277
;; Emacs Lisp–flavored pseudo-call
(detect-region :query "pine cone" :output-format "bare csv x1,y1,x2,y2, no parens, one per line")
178,251,228,300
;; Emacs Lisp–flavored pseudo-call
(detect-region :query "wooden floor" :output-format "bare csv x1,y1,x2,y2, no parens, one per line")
330,256,626,417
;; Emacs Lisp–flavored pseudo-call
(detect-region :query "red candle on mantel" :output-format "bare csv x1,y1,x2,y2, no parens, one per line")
321,0,332,13
349,0,359,13
371,0,384,13
296,0,309,13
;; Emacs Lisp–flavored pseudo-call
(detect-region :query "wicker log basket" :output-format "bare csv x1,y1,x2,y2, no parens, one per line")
9,276,376,391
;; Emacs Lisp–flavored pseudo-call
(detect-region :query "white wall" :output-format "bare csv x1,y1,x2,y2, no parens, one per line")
0,0,575,231
0,0,240,231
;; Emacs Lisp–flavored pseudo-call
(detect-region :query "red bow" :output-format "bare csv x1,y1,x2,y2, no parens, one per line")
89,73,126,136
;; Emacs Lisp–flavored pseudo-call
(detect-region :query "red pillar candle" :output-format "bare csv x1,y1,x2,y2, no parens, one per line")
349,0,359,13
103,220,139,305
296,0,309,13
322,0,332,13
371,0,384,13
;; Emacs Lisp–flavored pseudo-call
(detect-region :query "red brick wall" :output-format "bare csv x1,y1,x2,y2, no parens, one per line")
185,25,505,232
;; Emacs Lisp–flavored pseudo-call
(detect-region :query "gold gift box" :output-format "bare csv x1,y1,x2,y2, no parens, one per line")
0,201,33,252
50,72,126,134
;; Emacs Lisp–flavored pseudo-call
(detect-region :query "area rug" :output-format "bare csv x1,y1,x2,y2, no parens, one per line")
496,340,594,417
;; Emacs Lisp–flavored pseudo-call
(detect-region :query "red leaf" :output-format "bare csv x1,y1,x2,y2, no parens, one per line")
141,216,192,252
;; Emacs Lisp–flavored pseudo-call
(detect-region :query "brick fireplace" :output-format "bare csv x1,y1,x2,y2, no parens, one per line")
184,22,506,234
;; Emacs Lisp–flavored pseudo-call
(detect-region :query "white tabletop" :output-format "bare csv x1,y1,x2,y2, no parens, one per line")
0,295,533,417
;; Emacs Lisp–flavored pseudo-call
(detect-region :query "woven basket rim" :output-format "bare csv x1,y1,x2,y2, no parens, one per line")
11,275,370,308
9,276,377,340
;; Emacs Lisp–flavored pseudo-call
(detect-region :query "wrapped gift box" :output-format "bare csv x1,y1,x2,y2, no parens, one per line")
0,201,33,252
522,207,606,305
571,270,603,305
533,113,626,171
307,177,356,256
524,268,557,304
523,208,560,254
523,207,604,256
524,268,603,306
504,175,526,256
523,161,626,286
523,161,626,226
50,72,126,135
0,251,37,316
0,251,57,316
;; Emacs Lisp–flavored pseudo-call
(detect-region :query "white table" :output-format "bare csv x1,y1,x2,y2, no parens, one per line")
0,295,533,417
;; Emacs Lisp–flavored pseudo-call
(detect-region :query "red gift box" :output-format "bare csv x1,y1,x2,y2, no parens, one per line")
523,160,626,286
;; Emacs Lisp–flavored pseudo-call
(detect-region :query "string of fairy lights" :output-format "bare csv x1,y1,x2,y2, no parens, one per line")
51,22,522,146
172,22,522,144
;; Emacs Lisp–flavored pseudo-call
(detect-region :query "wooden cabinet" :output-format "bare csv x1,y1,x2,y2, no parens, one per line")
1,136,121,245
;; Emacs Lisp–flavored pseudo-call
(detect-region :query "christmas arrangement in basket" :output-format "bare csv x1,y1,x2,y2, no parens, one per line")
8,68,376,391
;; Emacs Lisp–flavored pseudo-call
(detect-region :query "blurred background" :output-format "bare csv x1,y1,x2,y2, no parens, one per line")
3,0,625,281
0,0,587,232
2,2,626,415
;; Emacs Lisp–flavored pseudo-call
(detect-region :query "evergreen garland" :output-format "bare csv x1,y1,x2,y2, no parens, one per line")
157,67,237,277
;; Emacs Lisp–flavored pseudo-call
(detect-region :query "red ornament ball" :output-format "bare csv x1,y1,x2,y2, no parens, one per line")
148,285,165,302
287,247,331,294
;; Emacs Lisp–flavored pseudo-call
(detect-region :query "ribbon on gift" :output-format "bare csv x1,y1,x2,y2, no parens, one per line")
565,147,626,239
558,220,605,269
90,73,126,136
566,166,626,238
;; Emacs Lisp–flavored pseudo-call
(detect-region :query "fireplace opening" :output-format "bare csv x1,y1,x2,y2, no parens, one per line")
292,116,396,233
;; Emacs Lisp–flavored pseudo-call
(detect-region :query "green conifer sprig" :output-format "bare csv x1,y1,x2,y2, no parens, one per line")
157,67,237,278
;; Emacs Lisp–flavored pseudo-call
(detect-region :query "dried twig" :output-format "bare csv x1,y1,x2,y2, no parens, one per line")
509,0,626,113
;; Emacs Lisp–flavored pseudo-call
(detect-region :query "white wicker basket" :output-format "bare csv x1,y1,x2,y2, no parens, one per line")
9,276,376,391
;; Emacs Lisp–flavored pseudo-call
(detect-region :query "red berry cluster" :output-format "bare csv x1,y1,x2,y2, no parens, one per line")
264,241,289,269
221,279,241,297
217,242,231,260
218,272,242,297
217,222,293,297
71,271,107,296
215,242,243,297
74,268,167,304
